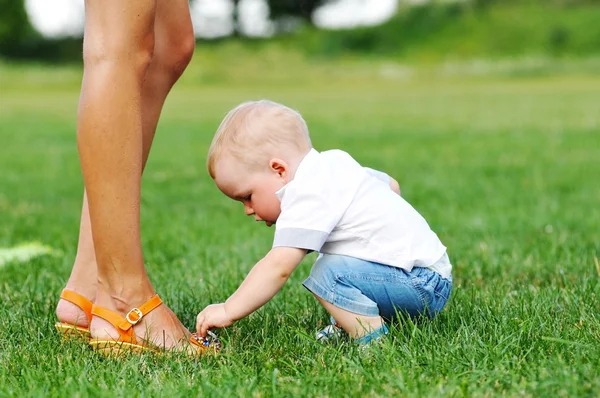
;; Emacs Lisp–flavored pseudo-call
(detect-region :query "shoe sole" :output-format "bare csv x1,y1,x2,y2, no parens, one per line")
89,340,157,357
55,323,91,340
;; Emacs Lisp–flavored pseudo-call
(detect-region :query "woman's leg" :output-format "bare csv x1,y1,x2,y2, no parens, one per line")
56,0,195,332
55,193,97,328
140,0,195,167
73,0,195,349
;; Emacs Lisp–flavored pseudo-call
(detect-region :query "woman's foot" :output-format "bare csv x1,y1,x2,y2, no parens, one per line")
56,255,98,330
90,288,192,351
55,287,96,330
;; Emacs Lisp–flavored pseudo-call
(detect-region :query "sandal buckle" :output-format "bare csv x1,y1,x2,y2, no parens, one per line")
125,308,143,325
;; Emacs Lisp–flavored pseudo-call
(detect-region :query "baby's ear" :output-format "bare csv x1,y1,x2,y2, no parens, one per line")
269,158,288,178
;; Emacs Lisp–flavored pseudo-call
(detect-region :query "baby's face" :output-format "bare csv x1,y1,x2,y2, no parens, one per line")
213,156,287,227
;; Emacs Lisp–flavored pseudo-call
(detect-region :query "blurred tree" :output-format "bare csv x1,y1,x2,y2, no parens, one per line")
0,0,39,57
267,0,329,24
232,0,241,35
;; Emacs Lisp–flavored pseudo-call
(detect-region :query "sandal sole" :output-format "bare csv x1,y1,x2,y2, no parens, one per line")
55,323,91,340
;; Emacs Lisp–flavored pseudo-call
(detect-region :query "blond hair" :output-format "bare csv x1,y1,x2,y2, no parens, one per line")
207,100,312,178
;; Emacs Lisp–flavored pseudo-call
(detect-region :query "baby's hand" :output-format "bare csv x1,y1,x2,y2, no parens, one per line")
196,303,234,337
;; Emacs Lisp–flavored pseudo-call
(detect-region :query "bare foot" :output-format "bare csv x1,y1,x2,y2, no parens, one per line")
90,288,192,351
55,288,95,329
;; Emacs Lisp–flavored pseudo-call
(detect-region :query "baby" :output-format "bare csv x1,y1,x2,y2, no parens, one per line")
196,100,452,344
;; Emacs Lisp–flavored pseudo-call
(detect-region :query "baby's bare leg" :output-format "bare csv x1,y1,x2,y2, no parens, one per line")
313,294,384,339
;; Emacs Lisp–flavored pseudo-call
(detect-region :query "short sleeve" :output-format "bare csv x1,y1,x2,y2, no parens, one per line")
273,156,362,252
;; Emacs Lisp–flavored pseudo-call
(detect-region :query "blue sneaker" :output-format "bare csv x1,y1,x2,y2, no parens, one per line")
355,324,389,346
316,322,343,342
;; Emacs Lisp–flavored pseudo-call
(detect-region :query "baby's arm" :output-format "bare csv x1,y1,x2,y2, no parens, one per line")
389,177,401,195
196,247,307,336
364,167,401,195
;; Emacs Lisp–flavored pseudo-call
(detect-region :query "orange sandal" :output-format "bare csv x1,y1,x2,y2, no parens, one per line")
88,294,221,357
55,289,93,339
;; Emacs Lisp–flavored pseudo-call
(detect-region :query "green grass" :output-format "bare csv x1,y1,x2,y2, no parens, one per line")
0,57,599,397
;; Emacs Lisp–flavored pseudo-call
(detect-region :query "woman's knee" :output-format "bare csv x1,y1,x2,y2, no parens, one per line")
82,2,156,80
83,31,155,81
152,27,195,82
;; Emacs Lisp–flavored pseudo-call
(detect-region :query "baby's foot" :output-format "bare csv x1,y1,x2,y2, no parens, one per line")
316,322,343,342
355,324,389,346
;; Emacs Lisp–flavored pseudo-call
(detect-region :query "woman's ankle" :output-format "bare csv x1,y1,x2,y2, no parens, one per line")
62,284,97,303
94,282,156,314
64,260,98,302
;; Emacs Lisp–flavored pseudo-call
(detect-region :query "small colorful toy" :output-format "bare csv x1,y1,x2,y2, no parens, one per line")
191,330,222,353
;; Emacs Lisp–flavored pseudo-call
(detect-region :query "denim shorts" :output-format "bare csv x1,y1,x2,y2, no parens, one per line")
303,253,452,319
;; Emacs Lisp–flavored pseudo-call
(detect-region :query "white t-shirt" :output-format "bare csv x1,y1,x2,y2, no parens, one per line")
273,148,451,278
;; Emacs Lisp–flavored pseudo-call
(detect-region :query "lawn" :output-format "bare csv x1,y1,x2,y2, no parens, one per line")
0,58,599,396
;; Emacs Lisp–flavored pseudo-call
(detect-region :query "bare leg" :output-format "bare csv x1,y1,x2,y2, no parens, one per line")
140,0,195,168
66,0,197,349
55,193,97,328
314,295,384,339
79,0,156,340
56,0,195,330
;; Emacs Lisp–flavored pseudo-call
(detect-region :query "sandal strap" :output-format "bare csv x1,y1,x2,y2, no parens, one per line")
60,289,93,324
118,294,162,332
91,305,126,329
91,295,163,344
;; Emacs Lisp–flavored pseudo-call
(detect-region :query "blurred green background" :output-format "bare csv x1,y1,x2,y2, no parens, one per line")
1,1,599,396
2,0,600,62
